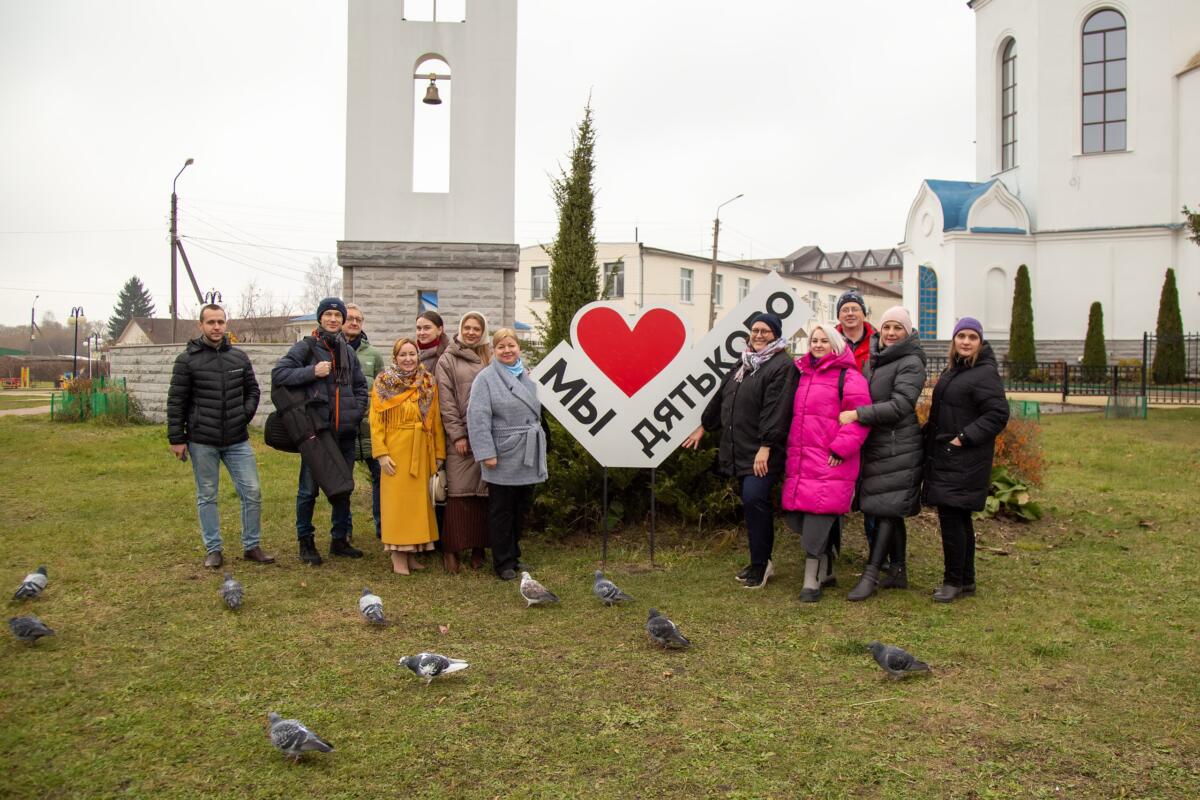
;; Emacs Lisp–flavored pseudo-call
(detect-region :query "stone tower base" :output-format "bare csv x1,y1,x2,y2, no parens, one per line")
338,241,519,347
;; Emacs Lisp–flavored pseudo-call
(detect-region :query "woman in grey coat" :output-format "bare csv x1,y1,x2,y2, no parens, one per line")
838,306,927,601
467,328,547,580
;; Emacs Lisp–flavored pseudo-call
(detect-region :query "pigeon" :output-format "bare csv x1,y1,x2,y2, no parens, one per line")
519,571,560,607
645,608,690,650
867,641,931,679
267,711,334,762
219,573,244,611
12,566,48,601
592,570,633,606
9,615,55,644
398,652,470,685
358,587,385,625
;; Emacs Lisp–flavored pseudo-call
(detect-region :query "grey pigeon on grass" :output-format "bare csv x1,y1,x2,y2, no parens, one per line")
267,711,334,762
12,566,48,601
219,573,244,610
592,570,633,606
9,615,55,644
867,641,931,679
519,572,559,607
646,608,690,649
398,652,469,685
358,588,385,625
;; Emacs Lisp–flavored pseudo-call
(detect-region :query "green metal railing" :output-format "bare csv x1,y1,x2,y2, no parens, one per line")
50,377,129,421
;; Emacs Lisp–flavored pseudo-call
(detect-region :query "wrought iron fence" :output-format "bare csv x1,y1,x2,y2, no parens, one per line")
1141,332,1200,404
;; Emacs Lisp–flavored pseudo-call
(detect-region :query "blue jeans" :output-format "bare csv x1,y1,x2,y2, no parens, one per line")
296,435,356,541
188,440,262,553
739,473,776,567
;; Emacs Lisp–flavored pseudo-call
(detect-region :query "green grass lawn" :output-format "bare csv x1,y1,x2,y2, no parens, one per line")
1,412,1198,799
0,393,52,410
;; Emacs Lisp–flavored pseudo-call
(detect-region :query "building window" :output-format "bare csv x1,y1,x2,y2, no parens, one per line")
602,261,625,298
418,290,439,313
412,56,451,193
819,257,830,270
918,266,937,340
714,274,724,306
828,294,839,321
806,291,820,316
680,268,694,304
531,266,548,301
1001,38,1018,169
403,0,466,22
840,254,854,269
864,253,877,267
737,277,750,301
886,253,900,266
1082,9,1127,153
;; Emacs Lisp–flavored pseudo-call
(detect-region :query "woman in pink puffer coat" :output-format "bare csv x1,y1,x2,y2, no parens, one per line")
782,323,872,602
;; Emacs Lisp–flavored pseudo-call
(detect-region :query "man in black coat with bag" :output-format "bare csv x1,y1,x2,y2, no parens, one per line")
271,297,369,566
167,304,275,569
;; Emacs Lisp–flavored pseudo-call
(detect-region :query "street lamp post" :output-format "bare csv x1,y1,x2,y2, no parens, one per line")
171,158,195,343
85,333,101,378
708,193,744,330
70,306,85,379
29,294,38,355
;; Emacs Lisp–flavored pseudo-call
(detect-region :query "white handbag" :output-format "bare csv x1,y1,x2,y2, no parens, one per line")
429,467,448,504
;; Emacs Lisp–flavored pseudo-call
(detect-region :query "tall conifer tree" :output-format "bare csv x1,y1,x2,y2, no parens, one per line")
1152,268,1185,385
107,276,156,340
542,103,598,351
1081,301,1107,382
1007,264,1036,379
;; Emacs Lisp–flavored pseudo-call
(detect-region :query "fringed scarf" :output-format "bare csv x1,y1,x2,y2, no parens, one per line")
373,364,436,422
734,337,788,382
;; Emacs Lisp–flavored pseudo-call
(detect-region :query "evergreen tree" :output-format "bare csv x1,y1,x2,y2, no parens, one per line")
1152,268,1186,385
542,102,598,351
1007,264,1036,379
1081,301,1107,382
107,276,156,340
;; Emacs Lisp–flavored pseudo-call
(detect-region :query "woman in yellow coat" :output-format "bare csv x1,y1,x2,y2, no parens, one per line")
370,337,446,575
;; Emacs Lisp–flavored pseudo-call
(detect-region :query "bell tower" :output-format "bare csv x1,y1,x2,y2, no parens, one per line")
339,0,519,344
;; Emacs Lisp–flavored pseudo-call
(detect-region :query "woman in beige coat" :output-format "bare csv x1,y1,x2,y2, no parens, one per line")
433,312,491,573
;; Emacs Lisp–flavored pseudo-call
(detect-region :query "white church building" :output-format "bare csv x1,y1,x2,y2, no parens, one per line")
900,1,1200,342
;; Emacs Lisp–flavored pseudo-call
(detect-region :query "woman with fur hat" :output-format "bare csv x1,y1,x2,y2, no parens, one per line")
838,306,927,600
922,316,1010,602
683,312,798,590
434,312,492,573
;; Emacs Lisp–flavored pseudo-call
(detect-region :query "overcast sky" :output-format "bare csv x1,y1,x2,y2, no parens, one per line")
0,0,975,330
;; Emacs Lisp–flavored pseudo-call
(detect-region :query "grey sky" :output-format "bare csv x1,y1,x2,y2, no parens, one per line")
0,0,974,329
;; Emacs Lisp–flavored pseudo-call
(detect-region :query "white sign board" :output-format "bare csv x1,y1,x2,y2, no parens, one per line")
533,272,811,468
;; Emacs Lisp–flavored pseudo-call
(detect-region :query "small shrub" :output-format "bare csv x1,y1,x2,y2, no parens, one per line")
993,416,1044,486
976,465,1043,522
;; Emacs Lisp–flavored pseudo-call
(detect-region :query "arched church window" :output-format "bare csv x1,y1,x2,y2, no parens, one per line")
1082,9,1126,153
918,265,937,340
413,56,450,193
1001,38,1017,170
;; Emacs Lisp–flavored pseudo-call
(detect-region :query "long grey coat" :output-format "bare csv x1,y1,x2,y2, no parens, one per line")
467,361,548,487
435,337,489,497
855,332,927,517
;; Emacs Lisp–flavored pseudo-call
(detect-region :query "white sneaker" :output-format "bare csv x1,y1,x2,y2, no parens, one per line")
742,559,774,590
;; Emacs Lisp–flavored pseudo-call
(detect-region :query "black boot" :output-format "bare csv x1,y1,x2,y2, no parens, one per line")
848,520,893,601
298,536,322,566
329,537,363,558
880,523,908,589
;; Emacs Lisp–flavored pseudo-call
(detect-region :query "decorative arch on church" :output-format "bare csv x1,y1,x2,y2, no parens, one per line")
986,267,1008,330
412,54,451,193
1082,8,1127,153
918,265,938,340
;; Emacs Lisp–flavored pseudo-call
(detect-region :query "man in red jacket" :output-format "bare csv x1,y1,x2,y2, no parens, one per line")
835,290,876,372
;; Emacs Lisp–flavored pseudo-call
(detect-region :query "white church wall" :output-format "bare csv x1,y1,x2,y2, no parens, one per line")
945,234,1034,339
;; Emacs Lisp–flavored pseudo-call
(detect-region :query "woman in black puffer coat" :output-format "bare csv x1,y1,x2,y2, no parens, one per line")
838,307,927,601
923,316,1010,603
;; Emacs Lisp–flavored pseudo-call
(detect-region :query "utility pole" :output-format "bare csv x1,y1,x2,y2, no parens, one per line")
29,295,38,355
171,158,195,343
708,193,743,330
70,306,85,379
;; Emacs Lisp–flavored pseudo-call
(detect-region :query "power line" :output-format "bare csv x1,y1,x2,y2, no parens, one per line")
185,240,308,284
0,228,160,234
182,235,335,256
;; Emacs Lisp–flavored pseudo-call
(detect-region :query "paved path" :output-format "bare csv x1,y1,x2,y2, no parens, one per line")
0,405,51,416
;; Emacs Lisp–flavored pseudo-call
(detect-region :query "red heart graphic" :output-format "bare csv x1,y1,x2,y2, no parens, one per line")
574,307,687,397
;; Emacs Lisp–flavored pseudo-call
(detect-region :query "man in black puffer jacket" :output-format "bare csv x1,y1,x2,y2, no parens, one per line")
167,304,274,569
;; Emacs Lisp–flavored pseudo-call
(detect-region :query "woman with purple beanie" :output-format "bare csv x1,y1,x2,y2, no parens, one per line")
922,316,1010,602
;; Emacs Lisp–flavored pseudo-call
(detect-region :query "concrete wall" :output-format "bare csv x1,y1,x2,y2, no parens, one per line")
109,343,292,425
345,0,517,244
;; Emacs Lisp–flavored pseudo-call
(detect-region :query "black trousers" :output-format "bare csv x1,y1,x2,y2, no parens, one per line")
937,506,976,586
487,483,531,574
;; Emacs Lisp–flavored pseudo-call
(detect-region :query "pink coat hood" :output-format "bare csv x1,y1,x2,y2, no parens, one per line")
781,346,872,515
